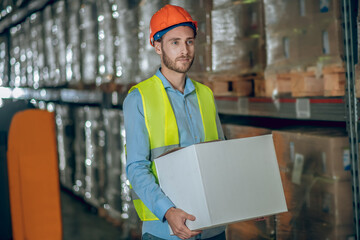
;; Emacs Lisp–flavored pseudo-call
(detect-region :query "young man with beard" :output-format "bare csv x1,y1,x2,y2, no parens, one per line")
123,5,226,240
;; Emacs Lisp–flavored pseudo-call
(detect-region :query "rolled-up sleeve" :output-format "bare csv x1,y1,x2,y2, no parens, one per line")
123,89,175,221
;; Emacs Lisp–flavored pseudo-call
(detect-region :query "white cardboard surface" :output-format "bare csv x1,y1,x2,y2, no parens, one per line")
154,134,287,231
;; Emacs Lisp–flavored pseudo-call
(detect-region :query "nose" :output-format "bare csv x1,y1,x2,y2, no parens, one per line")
180,41,188,55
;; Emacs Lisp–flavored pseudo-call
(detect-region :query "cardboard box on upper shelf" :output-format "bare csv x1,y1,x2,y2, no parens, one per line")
154,135,287,232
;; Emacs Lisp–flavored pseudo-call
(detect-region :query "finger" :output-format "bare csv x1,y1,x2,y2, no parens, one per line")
190,231,202,238
186,213,196,221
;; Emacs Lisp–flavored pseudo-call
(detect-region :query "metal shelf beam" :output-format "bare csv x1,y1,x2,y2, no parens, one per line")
216,96,346,122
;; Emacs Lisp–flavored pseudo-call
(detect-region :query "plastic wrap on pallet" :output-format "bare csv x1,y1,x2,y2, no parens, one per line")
211,2,265,74
111,2,139,84
84,107,106,207
55,104,75,190
29,12,46,89
43,5,57,87
138,0,166,81
66,0,81,87
212,0,234,9
264,0,343,71
102,109,130,220
97,0,115,85
79,0,98,86
23,18,34,88
9,24,26,87
0,35,9,87
52,0,67,87
169,0,212,74
272,128,354,239
73,107,86,196
0,0,14,20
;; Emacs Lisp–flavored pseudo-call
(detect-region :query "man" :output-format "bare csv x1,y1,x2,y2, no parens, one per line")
123,5,226,240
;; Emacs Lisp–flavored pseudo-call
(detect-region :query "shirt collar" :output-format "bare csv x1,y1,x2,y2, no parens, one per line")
155,68,196,96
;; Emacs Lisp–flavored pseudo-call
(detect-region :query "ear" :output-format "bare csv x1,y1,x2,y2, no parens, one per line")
154,41,162,55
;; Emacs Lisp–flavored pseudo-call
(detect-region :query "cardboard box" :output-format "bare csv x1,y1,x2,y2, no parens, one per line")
306,178,354,226
222,124,271,139
273,128,350,180
154,135,287,231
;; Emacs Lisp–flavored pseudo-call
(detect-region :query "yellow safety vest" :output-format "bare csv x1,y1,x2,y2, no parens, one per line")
128,75,219,221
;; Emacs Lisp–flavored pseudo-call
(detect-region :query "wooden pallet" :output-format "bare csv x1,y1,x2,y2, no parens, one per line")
205,74,263,97
322,64,346,97
262,64,346,98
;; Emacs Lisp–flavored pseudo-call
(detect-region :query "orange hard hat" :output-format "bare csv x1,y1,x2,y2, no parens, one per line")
149,4,198,47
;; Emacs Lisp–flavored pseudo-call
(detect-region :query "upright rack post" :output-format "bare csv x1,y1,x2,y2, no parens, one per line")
342,0,359,238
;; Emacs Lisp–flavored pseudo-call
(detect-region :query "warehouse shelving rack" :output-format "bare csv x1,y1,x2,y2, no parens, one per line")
0,0,359,239
342,0,359,238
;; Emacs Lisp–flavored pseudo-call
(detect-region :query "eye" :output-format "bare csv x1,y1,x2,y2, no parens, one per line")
172,41,178,45
186,40,194,45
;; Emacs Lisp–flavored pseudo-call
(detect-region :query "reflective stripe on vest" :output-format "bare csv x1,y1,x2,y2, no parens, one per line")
128,75,219,221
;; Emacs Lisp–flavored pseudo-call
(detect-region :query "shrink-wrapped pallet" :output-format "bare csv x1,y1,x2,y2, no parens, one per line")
55,104,75,190
264,0,342,71
272,128,354,239
102,109,129,219
211,1,265,75
111,0,140,84
97,0,115,84
43,5,58,87
83,107,106,207
79,0,98,86
52,0,67,87
0,35,9,87
138,0,166,81
0,0,14,20
9,24,27,87
169,0,212,75
23,18,34,88
29,12,46,89
263,0,344,97
73,107,86,196
66,0,82,87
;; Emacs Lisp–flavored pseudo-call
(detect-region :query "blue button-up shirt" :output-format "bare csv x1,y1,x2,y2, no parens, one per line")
123,69,226,239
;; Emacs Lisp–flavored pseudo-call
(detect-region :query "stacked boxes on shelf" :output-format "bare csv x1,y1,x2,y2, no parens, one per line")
209,0,266,97
5,0,144,89
263,0,345,97
222,124,276,240
55,104,140,233
272,128,354,239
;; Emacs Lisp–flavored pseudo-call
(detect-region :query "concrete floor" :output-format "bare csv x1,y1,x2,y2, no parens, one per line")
61,190,131,240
